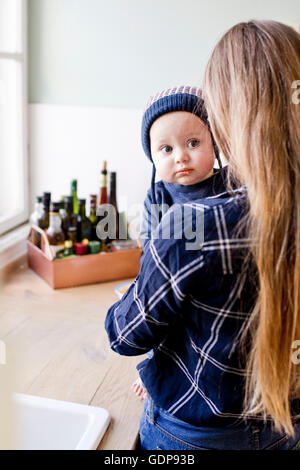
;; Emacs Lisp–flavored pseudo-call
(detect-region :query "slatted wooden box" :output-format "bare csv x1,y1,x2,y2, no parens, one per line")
27,225,142,289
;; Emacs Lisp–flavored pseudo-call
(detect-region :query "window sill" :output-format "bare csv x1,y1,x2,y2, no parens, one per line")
0,222,30,271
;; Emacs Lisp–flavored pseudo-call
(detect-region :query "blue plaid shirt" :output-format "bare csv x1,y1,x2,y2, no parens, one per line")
105,187,299,427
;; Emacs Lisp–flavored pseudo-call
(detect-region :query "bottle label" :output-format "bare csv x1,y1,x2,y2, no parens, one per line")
101,174,107,187
49,213,63,230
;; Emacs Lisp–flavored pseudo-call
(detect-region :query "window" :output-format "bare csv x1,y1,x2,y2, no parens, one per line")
0,0,28,236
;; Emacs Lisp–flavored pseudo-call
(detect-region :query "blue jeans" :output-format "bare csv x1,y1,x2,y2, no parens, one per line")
139,396,300,450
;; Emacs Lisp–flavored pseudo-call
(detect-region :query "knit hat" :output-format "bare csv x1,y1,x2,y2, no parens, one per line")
141,85,221,166
141,86,222,216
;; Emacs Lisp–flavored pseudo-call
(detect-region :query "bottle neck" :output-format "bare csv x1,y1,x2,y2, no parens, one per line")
42,203,50,213
100,173,107,188
79,204,86,217
65,202,73,215
71,182,77,194
99,187,107,205
109,182,117,207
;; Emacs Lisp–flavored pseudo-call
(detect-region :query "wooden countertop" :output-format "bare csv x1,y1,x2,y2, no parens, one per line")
0,258,145,450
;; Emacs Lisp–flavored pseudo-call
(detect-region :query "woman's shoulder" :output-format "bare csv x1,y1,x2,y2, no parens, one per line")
185,186,248,214
153,187,248,253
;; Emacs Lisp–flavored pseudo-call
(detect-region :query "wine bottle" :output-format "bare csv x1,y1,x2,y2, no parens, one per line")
62,196,78,239
46,201,65,259
70,179,78,215
96,161,109,249
89,194,98,240
37,192,51,231
97,161,107,207
108,171,119,241
30,195,43,247
76,198,93,242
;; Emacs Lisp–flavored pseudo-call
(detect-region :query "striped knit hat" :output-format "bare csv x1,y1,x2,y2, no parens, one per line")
141,85,221,166
141,86,222,212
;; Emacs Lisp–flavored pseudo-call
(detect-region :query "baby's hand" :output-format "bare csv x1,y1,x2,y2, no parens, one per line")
131,377,147,401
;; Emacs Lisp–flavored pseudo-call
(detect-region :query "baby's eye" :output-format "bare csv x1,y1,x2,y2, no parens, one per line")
161,145,173,154
188,139,200,148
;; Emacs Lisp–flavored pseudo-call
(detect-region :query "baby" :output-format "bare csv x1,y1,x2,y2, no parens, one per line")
132,86,228,400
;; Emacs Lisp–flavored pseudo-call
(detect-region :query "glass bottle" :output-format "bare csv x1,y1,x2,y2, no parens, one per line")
108,171,119,241
67,226,77,244
62,196,78,239
63,240,74,257
30,195,43,247
89,194,99,240
30,195,43,226
97,161,107,207
46,202,65,259
76,199,92,242
96,161,109,249
37,192,51,231
71,179,78,215
59,196,67,219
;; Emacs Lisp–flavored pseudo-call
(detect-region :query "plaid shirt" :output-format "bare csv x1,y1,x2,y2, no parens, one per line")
105,187,300,427
139,167,229,249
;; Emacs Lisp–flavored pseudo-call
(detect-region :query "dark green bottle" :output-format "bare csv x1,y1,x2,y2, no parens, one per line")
89,194,99,240
37,192,51,230
108,172,119,241
76,198,92,242
70,179,78,215
46,201,65,259
62,196,78,239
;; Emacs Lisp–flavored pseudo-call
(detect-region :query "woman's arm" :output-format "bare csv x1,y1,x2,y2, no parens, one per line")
105,205,206,356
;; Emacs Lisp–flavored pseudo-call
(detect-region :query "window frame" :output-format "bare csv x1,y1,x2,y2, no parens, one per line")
0,0,28,236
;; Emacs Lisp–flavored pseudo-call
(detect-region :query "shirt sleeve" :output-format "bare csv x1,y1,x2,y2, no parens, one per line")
105,205,206,356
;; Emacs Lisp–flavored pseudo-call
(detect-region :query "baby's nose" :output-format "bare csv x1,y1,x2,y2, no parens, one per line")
175,149,190,163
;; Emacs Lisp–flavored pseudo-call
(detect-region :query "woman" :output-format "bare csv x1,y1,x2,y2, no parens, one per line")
105,20,300,450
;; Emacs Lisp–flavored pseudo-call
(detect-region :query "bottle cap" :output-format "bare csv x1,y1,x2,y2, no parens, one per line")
74,242,88,255
36,195,42,203
42,192,51,204
64,240,73,249
102,161,107,174
88,240,101,254
78,198,86,205
70,180,77,192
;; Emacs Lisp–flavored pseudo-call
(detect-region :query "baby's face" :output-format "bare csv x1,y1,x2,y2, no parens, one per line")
150,111,215,185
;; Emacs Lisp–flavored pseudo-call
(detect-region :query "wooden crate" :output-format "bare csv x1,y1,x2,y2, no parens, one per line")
27,225,142,289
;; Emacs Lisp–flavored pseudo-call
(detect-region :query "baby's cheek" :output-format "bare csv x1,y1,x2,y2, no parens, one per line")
155,160,174,182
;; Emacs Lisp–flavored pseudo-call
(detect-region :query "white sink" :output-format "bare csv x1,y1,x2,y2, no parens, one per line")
12,393,110,450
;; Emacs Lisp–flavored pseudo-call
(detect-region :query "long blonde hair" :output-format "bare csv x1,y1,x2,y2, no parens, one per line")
203,20,300,436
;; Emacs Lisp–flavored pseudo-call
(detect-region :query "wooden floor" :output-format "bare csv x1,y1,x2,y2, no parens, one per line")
0,258,145,450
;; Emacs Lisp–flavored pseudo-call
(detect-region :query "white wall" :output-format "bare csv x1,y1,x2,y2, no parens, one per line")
27,0,300,216
28,0,300,108
29,104,152,218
